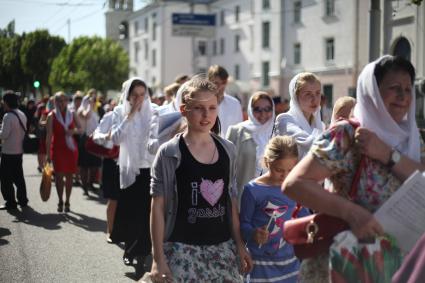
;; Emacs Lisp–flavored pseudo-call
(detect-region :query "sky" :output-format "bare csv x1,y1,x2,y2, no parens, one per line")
0,0,146,43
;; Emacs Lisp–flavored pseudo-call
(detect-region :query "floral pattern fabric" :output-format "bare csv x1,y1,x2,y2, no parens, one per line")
163,240,243,283
298,120,424,282
311,120,402,212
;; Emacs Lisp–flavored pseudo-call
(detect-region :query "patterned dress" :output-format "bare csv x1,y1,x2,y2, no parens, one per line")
298,120,425,282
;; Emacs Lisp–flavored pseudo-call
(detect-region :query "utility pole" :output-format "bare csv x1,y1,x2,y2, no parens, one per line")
369,0,380,62
67,18,71,43
190,1,196,74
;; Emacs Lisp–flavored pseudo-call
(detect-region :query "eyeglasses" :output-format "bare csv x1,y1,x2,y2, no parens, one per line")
253,106,273,113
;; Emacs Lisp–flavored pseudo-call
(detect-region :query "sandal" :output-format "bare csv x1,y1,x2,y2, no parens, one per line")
64,202,70,213
57,202,63,213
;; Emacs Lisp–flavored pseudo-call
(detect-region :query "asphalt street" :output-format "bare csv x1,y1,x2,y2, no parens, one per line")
0,153,144,282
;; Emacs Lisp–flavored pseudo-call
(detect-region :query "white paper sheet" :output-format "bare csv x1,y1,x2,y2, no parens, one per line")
374,171,425,253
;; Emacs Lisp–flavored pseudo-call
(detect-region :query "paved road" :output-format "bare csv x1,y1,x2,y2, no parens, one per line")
0,154,144,282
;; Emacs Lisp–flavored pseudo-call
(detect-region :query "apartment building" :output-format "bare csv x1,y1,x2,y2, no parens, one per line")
106,0,425,110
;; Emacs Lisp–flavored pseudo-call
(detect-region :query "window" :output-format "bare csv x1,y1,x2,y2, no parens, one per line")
220,10,225,26
294,1,301,23
325,0,335,17
234,34,240,52
134,42,140,63
220,38,225,55
262,21,270,48
152,49,156,67
262,61,270,86
263,0,270,9
235,5,240,22
144,39,148,60
152,22,157,41
134,21,139,35
234,64,240,80
325,38,335,61
198,40,207,56
212,40,217,55
323,84,333,107
348,87,356,98
294,43,301,65
145,17,149,31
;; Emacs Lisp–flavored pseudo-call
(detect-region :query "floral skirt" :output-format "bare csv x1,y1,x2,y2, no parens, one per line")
298,254,329,283
163,239,243,283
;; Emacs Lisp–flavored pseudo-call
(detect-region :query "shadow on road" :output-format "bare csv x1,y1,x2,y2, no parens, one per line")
9,206,64,230
63,211,107,233
0,227,12,246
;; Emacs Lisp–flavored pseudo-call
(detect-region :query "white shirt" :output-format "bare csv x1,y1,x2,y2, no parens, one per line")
219,93,243,137
0,110,27,154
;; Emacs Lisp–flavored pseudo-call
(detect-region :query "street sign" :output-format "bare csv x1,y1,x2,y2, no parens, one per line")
172,13,216,38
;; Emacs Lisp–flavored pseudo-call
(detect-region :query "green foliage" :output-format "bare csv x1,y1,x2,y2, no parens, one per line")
0,35,28,91
20,30,66,89
411,0,423,5
49,36,129,93
0,20,16,38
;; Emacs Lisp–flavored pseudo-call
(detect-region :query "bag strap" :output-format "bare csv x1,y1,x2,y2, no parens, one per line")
291,118,365,219
8,110,27,134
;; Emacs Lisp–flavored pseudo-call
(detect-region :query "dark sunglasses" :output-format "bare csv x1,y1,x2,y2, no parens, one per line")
253,106,273,113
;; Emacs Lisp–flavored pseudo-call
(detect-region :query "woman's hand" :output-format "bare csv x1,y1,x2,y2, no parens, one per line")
355,127,391,164
150,258,173,283
345,203,384,240
127,96,144,120
253,226,269,245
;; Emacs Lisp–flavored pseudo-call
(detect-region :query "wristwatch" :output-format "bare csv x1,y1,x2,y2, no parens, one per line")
387,148,401,169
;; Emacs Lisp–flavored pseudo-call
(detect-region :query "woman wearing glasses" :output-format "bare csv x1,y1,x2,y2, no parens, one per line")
274,72,324,159
226,91,275,206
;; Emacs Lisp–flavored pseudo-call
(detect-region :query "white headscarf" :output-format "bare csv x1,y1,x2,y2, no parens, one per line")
287,73,324,134
276,73,324,158
353,55,420,162
240,93,275,176
78,95,98,135
118,77,154,189
53,108,76,151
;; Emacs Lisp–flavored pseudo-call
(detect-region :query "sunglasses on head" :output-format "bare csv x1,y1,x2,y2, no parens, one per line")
253,106,273,113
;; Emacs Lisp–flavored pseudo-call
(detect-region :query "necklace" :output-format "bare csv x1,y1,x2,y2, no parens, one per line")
185,138,217,164
209,145,217,164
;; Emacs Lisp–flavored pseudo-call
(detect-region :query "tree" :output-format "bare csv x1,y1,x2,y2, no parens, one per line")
20,30,66,93
49,36,129,94
0,33,29,92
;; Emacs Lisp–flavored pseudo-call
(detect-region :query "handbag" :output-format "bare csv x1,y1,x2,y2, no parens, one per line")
84,134,119,159
283,120,365,260
40,163,53,202
8,111,39,153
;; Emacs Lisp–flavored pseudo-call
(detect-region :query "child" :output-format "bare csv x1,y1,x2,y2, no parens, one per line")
240,136,309,282
330,96,356,125
149,76,252,282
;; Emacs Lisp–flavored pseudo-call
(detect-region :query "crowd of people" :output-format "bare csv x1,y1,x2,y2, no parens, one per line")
1,56,425,282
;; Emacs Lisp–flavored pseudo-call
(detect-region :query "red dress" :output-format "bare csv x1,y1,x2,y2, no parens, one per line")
50,112,78,173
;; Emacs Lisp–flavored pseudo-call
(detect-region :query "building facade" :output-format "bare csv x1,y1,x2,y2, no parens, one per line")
105,0,425,111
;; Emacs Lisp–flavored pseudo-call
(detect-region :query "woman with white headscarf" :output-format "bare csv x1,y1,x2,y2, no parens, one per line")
226,91,275,205
274,72,324,158
282,56,425,282
109,77,154,273
77,93,100,195
46,92,80,213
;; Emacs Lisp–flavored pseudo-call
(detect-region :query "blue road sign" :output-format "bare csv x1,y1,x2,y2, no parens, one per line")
172,13,216,37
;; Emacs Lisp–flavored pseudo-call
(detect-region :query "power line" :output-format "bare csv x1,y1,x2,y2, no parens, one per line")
0,0,99,6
